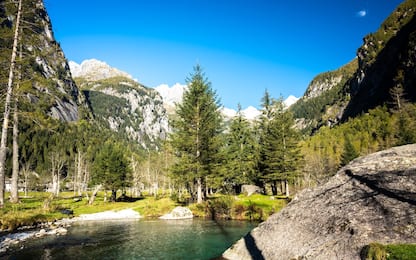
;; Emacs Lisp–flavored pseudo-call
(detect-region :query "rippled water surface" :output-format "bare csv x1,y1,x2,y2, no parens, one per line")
6,219,256,260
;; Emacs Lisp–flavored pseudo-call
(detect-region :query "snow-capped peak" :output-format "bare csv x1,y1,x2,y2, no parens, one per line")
283,95,299,108
69,59,133,81
154,83,187,106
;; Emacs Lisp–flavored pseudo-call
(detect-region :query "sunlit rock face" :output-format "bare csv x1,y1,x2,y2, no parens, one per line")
70,60,169,148
0,0,84,122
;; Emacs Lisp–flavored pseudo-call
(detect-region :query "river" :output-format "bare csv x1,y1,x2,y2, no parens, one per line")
3,219,256,259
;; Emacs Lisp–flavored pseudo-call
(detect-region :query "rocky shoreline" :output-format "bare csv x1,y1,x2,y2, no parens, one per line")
0,208,141,254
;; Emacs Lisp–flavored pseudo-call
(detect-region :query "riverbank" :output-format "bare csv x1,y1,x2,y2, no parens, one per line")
0,208,142,254
0,192,286,254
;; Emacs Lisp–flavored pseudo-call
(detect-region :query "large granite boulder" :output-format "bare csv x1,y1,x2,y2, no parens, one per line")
241,185,262,196
223,144,416,260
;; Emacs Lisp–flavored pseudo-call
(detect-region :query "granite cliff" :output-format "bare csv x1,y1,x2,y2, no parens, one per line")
291,0,416,133
70,60,169,148
223,144,416,259
0,0,84,122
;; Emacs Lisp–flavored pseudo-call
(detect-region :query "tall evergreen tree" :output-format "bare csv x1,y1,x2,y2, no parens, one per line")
258,93,302,196
91,141,130,201
170,65,222,203
221,104,258,193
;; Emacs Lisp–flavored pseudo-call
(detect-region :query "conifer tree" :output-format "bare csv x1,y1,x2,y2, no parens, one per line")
340,135,359,166
258,93,302,196
91,141,130,202
170,65,222,203
221,104,258,193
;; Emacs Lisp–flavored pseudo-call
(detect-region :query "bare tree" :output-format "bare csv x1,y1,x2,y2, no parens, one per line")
0,0,23,208
49,152,65,197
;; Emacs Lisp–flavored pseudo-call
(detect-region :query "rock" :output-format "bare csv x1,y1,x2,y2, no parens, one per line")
77,208,142,221
223,144,416,260
35,229,47,238
241,185,261,196
159,206,193,220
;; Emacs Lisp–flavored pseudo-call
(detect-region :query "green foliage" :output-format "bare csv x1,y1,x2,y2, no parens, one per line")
340,135,359,166
359,0,416,66
219,105,258,192
91,141,131,200
257,92,303,194
170,65,223,202
362,243,416,260
290,59,358,134
189,194,287,221
302,103,416,183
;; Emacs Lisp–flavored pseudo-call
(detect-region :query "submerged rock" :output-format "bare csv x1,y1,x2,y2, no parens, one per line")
159,206,193,220
223,144,416,260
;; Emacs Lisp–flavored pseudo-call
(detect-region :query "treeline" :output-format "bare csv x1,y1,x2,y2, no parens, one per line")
301,87,416,186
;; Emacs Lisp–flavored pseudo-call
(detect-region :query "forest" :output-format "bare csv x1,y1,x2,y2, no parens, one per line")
1,0,416,210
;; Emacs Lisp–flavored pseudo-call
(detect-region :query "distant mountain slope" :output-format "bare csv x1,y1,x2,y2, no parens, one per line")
70,60,168,148
0,0,85,122
291,0,416,133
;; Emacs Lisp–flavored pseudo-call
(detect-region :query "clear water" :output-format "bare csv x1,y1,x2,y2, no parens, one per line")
4,219,256,260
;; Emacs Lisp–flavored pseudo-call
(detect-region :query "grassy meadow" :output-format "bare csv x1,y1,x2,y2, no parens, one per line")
0,192,287,231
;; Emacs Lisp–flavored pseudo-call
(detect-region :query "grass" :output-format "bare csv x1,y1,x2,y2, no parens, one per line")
0,192,287,232
189,194,287,221
362,243,416,260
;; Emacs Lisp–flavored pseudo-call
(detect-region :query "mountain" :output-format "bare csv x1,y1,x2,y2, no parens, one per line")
69,59,133,81
283,95,299,107
0,0,85,122
290,0,416,133
70,60,168,148
154,83,186,114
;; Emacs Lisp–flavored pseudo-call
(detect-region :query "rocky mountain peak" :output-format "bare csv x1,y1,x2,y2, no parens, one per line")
69,59,133,81
71,60,168,148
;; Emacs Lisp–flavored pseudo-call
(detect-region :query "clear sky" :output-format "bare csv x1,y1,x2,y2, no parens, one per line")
44,0,404,109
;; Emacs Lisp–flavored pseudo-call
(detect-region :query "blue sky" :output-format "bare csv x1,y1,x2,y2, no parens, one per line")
44,0,404,109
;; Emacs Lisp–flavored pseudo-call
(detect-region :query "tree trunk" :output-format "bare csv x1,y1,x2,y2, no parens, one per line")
196,177,203,204
285,180,290,197
110,189,117,202
271,180,278,196
88,185,101,205
10,101,19,203
0,0,22,208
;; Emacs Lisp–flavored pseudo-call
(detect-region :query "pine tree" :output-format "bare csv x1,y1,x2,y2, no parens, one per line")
340,136,359,166
222,104,258,193
170,65,222,203
258,93,302,196
91,141,130,202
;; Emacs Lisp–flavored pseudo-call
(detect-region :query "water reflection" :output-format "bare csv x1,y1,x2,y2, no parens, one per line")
5,219,255,260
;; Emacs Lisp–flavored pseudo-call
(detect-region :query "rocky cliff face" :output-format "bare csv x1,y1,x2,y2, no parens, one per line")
343,1,416,120
223,144,416,260
71,60,168,148
291,0,416,132
0,0,83,122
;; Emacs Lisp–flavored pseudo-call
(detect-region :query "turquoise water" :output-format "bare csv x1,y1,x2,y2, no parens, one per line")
4,219,255,260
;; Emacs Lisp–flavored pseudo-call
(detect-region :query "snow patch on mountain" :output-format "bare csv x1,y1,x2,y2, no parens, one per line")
284,95,300,107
